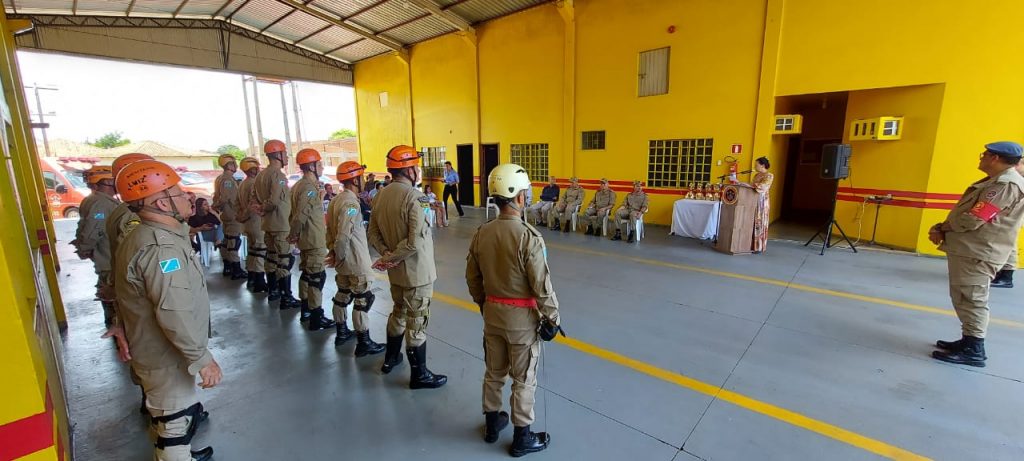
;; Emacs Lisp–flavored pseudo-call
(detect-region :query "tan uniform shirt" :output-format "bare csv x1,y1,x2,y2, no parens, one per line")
114,220,212,375
289,175,326,251
74,191,119,271
327,189,373,276
622,191,649,212
106,201,141,261
466,215,560,328
562,185,585,207
941,167,1024,264
212,171,239,223
236,176,261,231
254,167,290,233
590,188,617,209
367,181,437,287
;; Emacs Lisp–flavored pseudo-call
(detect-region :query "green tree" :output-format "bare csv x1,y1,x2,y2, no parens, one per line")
213,144,246,169
91,131,131,149
330,128,357,140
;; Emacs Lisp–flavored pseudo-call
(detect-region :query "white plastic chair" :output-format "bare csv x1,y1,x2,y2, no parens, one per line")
425,207,437,227
239,234,248,260
569,204,582,231
197,232,214,267
610,213,645,242
485,196,499,220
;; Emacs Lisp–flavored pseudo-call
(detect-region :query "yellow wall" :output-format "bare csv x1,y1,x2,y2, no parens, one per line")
354,52,413,174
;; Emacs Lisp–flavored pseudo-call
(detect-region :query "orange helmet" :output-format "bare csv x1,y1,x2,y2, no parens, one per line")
264,139,286,155
296,148,321,165
86,165,114,184
386,145,421,169
239,157,260,172
218,154,237,168
112,153,153,179
336,161,366,182
116,160,182,202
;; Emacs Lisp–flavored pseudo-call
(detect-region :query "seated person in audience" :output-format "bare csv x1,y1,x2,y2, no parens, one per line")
527,176,559,226
423,184,448,227
323,183,337,201
188,197,221,251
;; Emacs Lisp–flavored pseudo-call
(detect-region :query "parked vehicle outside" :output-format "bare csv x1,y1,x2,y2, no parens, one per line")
39,157,90,219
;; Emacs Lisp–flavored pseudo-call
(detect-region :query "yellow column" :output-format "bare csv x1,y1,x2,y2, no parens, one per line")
558,0,576,180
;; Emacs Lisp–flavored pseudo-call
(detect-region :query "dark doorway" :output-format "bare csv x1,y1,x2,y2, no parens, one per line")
480,143,499,205
456,144,475,207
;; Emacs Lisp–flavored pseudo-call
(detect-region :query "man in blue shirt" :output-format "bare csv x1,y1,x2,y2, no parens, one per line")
443,161,465,218
527,176,559,226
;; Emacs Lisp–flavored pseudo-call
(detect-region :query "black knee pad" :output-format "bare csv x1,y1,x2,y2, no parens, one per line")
311,271,327,290
151,402,202,449
227,235,242,251
283,254,296,270
352,290,375,312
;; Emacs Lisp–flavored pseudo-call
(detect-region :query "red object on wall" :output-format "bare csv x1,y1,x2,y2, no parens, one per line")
667,25,676,33
731,144,742,154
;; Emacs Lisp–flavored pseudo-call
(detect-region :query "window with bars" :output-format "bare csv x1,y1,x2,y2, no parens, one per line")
421,146,446,179
510,143,549,181
582,131,606,150
647,138,714,188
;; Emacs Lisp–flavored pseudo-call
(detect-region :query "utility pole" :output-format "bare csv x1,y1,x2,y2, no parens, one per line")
290,81,303,151
279,83,292,173
241,75,255,156
26,83,57,157
251,77,264,152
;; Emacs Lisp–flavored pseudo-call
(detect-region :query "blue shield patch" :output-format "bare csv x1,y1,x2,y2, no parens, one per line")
94,212,105,219
159,258,182,274
346,207,358,216
307,190,316,198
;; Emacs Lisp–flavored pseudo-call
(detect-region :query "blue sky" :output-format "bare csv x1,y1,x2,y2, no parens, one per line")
16,51,357,152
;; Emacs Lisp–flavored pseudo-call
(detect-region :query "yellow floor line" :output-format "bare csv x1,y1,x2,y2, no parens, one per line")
430,291,931,461
547,243,1024,329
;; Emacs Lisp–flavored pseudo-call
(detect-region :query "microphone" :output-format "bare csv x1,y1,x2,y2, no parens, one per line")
738,169,753,174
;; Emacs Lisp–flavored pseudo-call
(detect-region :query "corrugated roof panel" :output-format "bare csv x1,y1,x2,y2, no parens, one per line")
130,0,183,15
265,11,330,41
386,14,456,45
8,0,74,13
229,0,294,30
331,37,390,62
74,0,132,14
214,0,248,18
450,0,547,24
178,0,236,17
309,0,365,18
352,0,428,32
302,25,364,52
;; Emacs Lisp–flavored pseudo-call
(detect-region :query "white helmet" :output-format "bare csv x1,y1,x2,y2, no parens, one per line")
488,163,532,199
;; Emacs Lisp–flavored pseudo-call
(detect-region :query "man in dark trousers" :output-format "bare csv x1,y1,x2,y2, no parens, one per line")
442,161,465,218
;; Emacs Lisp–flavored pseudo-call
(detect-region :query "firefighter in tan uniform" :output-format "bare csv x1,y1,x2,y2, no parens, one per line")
113,160,220,461
107,153,152,260
73,165,119,326
236,157,269,293
989,161,1024,288
367,145,447,389
467,163,562,457
548,177,585,232
929,141,1024,367
212,154,246,279
253,139,301,309
289,148,336,330
611,180,649,243
326,161,386,355
583,178,616,236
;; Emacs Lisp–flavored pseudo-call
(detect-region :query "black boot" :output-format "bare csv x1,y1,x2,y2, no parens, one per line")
245,271,254,290
483,411,510,443
562,222,570,233
932,336,986,367
354,330,385,356
278,276,301,309
935,336,966,351
306,307,335,331
380,335,405,374
584,225,594,236
509,425,550,457
407,343,447,389
221,261,231,277
230,262,248,280
267,273,280,301
299,299,311,320
550,219,559,231
334,322,355,346
627,231,635,243
250,272,269,293
190,446,214,461
991,269,1014,288
611,230,622,241
138,389,148,415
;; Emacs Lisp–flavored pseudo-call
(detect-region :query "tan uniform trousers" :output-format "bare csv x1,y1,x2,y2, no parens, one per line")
1003,247,1018,271
482,304,541,427
386,284,432,348
549,201,578,227
333,274,372,332
526,201,554,224
584,206,611,231
221,220,243,263
947,255,1001,338
244,228,265,273
97,270,115,320
264,231,291,279
136,365,199,461
614,208,643,237
298,248,327,308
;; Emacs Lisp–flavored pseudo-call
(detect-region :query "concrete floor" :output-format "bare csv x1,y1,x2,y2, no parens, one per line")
52,209,1024,461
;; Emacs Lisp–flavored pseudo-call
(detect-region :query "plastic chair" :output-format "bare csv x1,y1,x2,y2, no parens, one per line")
485,196,499,220
569,204,582,231
425,207,437,227
239,234,248,260
197,232,214,267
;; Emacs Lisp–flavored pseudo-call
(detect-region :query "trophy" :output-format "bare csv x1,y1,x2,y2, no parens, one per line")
711,184,722,201
685,182,696,199
703,183,713,200
694,183,705,200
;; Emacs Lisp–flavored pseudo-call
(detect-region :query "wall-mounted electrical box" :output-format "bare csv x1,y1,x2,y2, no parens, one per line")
850,116,903,141
772,114,803,135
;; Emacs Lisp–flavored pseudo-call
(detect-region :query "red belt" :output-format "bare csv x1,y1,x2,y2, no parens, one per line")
486,295,537,308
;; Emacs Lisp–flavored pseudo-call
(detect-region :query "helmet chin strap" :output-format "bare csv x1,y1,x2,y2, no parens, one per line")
143,190,186,222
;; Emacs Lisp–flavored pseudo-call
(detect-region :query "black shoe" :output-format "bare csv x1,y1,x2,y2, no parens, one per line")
299,299,311,321
334,322,354,345
407,343,447,389
245,271,254,290
935,336,965,351
991,269,1014,288
191,446,214,461
221,263,231,277
267,273,280,301
354,330,385,356
932,336,986,367
611,230,622,241
562,223,570,233
627,231,635,243
380,335,405,374
250,272,269,293
278,276,301,309
584,225,594,236
306,308,335,331
509,425,550,457
230,262,248,280
483,411,510,443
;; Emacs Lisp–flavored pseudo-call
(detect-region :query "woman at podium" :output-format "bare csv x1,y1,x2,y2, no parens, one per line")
751,157,774,253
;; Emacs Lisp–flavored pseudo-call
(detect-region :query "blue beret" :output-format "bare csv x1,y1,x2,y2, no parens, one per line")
985,141,1023,158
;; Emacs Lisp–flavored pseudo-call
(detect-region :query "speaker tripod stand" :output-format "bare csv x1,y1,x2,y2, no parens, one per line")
804,180,858,255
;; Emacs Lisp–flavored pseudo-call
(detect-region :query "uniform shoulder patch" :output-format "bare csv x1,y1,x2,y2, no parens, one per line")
159,258,182,273
307,190,316,198
224,180,234,188
94,212,106,219
345,207,359,216
279,180,286,186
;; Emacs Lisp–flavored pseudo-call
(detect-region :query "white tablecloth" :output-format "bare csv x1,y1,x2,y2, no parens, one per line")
671,199,721,239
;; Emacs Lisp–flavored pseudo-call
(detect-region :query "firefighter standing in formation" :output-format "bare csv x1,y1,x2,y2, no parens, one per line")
253,140,301,309
326,161,386,355
73,165,120,327
212,154,246,280
236,157,269,293
289,148,336,330
367,145,447,389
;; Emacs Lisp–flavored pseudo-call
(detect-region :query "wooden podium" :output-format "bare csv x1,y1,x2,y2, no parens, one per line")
715,184,758,255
